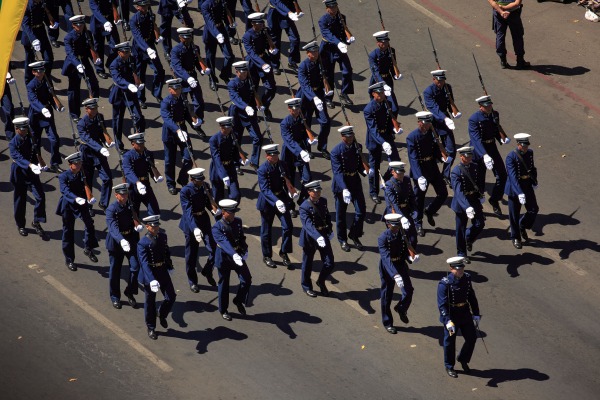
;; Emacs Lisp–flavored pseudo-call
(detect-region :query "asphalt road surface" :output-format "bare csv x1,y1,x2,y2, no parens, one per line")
1,1,599,399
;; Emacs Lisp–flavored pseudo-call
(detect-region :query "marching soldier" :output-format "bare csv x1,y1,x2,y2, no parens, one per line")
424,69,460,185
383,161,418,250
297,41,332,159
319,0,354,106
200,0,235,85
406,111,448,237
227,61,263,170
488,0,529,69
267,0,302,73
9,117,48,238
243,12,277,117
378,213,415,334
179,168,219,292
364,82,401,204
171,27,208,134
2,73,16,141
137,215,177,340
451,147,486,263
158,0,194,58
22,0,55,84
105,183,143,309
130,0,166,107
226,0,254,36
109,41,146,153
438,256,481,378
78,98,114,210
368,30,402,117
468,95,510,217
212,199,252,321
122,133,163,217
62,15,101,121
160,78,193,195
256,144,294,268
56,152,100,272
280,98,312,218
89,0,122,79
27,61,63,173
330,126,366,252
505,133,538,249
46,0,75,48
209,116,243,203
298,180,334,298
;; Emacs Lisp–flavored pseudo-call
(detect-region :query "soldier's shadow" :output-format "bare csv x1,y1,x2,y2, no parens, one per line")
538,239,600,261
471,251,554,278
396,325,488,347
161,325,249,354
329,259,368,278
247,281,294,307
238,310,323,339
468,367,550,388
340,287,380,314
531,209,580,237
410,268,489,284
531,64,589,77
171,299,220,328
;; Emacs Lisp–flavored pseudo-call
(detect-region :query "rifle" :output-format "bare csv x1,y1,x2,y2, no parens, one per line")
293,1,303,14
77,56,95,98
363,46,401,134
281,68,318,143
472,53,508,143
97,113,114,148
277,160,298,199
373,1,402,79
67,115,94,202
410,74,449,161
427,28,460,118
337,8,353,41
308,4,318,41
247,74,273,146
148,7,161,42
117,0,128,41
10,74,26,116
44,4,57,28
73,2,105,61
33,53,65,111
254,0,261,12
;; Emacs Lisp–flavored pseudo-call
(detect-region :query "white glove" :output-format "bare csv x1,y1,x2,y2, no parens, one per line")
313,97,323,112
288,12,299,21
212,208,222,217
393,126,403,135
177,129,188,142
233,253,244,266
137,83,146,91
6,72,15,84
187,77,198,88
94,58,102,65
383,84,392,97
107,141,116,148
194,227,203,242
275,200,286,213
203,67,211,75
29,164,42,175
76,64,85,74
382,142,392,156
518,193,526,205
128,84,138,93
104,21,113,33
308,138,318,145
452,112,462,119
337,42,348,53
154,175,164,183
76,197,86,205
393,274,404,289
242,251,248,260
466,206,475,219
223,176,230,189
368,168,375,177
88,197,97,205
444,117,455,130
262,64,272,73
268,48,279,55
120,239,131,252
446,321,455,335
473,315,481,326
100,148,110,158
146,48,157,59
411,211,418,220
401,217,410,230
290,192,299,201
135,224,144,232
342,189,351,204
444,155,453,164
483,154,494,170
155,36,164,44
177,0,187,7
347,36,356,44
150,280,160,293
136,181,147,195
501,137,511,144
409,254,420,263
325,89,334,97
258,105,266,112
49,21,59,29
297,12,305,18
216,33,225,44
241,159,250,166
393,74,403,81
317,236,326,248
418,176,427,191
245,106,255,116
42,108,51,118
32,39,41,52
300,150,311,163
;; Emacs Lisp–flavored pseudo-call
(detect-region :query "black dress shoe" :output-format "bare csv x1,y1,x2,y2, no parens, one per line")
279,251,292,267
154,96,163,103
222,312,232,321
288,62,299,73
89,207,95,218
443,176,451,187
393,303,409,323
98,203,108,211
159,316,168,329
249,162,259,171
168,187,177,195
18,227,28,237
316,280,329,297
459,361,471,373
66,261,77,271
272,67,281,75
463,257,471,264
139,101,147,109
339,93,353,105
201,269,217,287
489,199,502,216
424,210,436,227
148,329,157,340
195,126,208,140
83,248,98,263
190,284,200,293
466,242,473,252
385,326,397,334
348,234,364,251
340,241,350,252
48,164,65,173
263,256,276,268
371,195,381,204
320,150,331,160
51,40,60,48
512,238,522,249
125,294,137,308
209,80,217,91
236,166,244,175
123,21,130,31
500,56,509,69
229,36,240,46
119,149,127,156
325,99,335,109
416,225,425,237
515,57,531,70
32,222,47,238
305,289,317,298
112,300,122,309
263,108,273,120
520,228,529,242
308,152,315,159
446,367,458,378
97,71,110,79
233,298,246,316
290,209,298,218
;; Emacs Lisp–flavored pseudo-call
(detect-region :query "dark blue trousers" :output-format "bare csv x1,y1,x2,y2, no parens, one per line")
379,261,413,328
301,97,330,152
183,225,216,286
143,277,176,330
216,260,252,314
507,190,538,240
163,137,193,189
259,205,293,258
334,189,365,242
61,206,99,263
443,312,477,369
320,42,354,95
83,157,113,207
301,239,334,292
108,248,140,302
12,172,46,228
455,208,485,257
413,173,448,227
111,91,146,151
493,7,525,57
368,146,400,197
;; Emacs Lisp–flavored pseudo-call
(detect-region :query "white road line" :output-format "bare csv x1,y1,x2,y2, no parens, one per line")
401,0,454,29
43,275,174,373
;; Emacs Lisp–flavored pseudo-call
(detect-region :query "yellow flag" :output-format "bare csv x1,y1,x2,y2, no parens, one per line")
0,0,29,96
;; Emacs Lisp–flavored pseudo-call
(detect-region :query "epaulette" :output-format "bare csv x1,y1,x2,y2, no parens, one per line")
441,277,449,284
